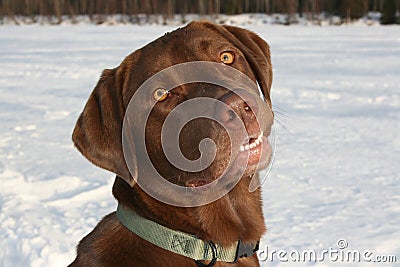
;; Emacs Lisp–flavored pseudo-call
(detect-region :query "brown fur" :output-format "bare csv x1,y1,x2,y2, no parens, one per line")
69,21,273,267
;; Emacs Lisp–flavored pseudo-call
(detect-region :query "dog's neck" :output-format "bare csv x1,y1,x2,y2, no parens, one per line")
112,175,266,247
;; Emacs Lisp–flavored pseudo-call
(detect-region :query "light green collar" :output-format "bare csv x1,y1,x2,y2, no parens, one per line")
116,204,259,265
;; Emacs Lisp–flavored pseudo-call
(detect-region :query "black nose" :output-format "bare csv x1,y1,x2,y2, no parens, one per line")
214,89,259,131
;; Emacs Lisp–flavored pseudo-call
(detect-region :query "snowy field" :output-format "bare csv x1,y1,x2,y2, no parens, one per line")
0,24,399,266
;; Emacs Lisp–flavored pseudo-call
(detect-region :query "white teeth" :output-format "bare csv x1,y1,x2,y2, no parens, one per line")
258,132,264,143
240,131,264,152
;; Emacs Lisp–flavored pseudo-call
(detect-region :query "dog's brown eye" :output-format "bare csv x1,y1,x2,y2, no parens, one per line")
220,52,235,64
153,88,169,102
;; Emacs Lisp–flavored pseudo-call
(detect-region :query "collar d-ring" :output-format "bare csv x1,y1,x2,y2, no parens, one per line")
195,242,217,267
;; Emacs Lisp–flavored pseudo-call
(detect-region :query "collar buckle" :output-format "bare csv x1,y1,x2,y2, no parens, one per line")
234,240,260,262
195,241,217,267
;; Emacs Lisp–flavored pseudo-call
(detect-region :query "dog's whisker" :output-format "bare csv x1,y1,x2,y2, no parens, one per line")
272,105,303,123
272,104,290,114
273,118,295,136
273,110,290,118
273,113,291,126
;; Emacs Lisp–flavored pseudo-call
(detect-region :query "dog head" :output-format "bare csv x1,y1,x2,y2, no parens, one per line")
72,21,273,206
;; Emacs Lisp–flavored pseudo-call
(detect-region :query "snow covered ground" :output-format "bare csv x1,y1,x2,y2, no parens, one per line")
0,24,399,266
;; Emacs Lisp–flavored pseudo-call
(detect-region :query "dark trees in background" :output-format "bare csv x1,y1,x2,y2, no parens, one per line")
381,0,397,24
0,0,398,24
339,0,365,20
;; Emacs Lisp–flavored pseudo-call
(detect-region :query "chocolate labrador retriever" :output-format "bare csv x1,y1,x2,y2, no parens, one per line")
69,21,273,267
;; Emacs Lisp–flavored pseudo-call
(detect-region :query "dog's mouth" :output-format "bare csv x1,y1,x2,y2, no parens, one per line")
185,131,272,188
237,131,271,167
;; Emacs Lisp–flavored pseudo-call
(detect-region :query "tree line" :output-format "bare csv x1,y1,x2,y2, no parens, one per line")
1,0,399,25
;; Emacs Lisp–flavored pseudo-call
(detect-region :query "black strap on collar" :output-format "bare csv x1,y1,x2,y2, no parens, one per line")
234,240,260,262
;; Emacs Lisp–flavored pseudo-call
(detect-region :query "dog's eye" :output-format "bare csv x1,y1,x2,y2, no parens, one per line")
153,88,169,102
220,52,235,64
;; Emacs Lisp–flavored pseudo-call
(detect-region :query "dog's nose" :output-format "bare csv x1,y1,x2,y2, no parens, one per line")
215,89,260,132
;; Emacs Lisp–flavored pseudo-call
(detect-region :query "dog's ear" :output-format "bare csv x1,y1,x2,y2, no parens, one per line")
222,25,273,103
72,67,137,186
